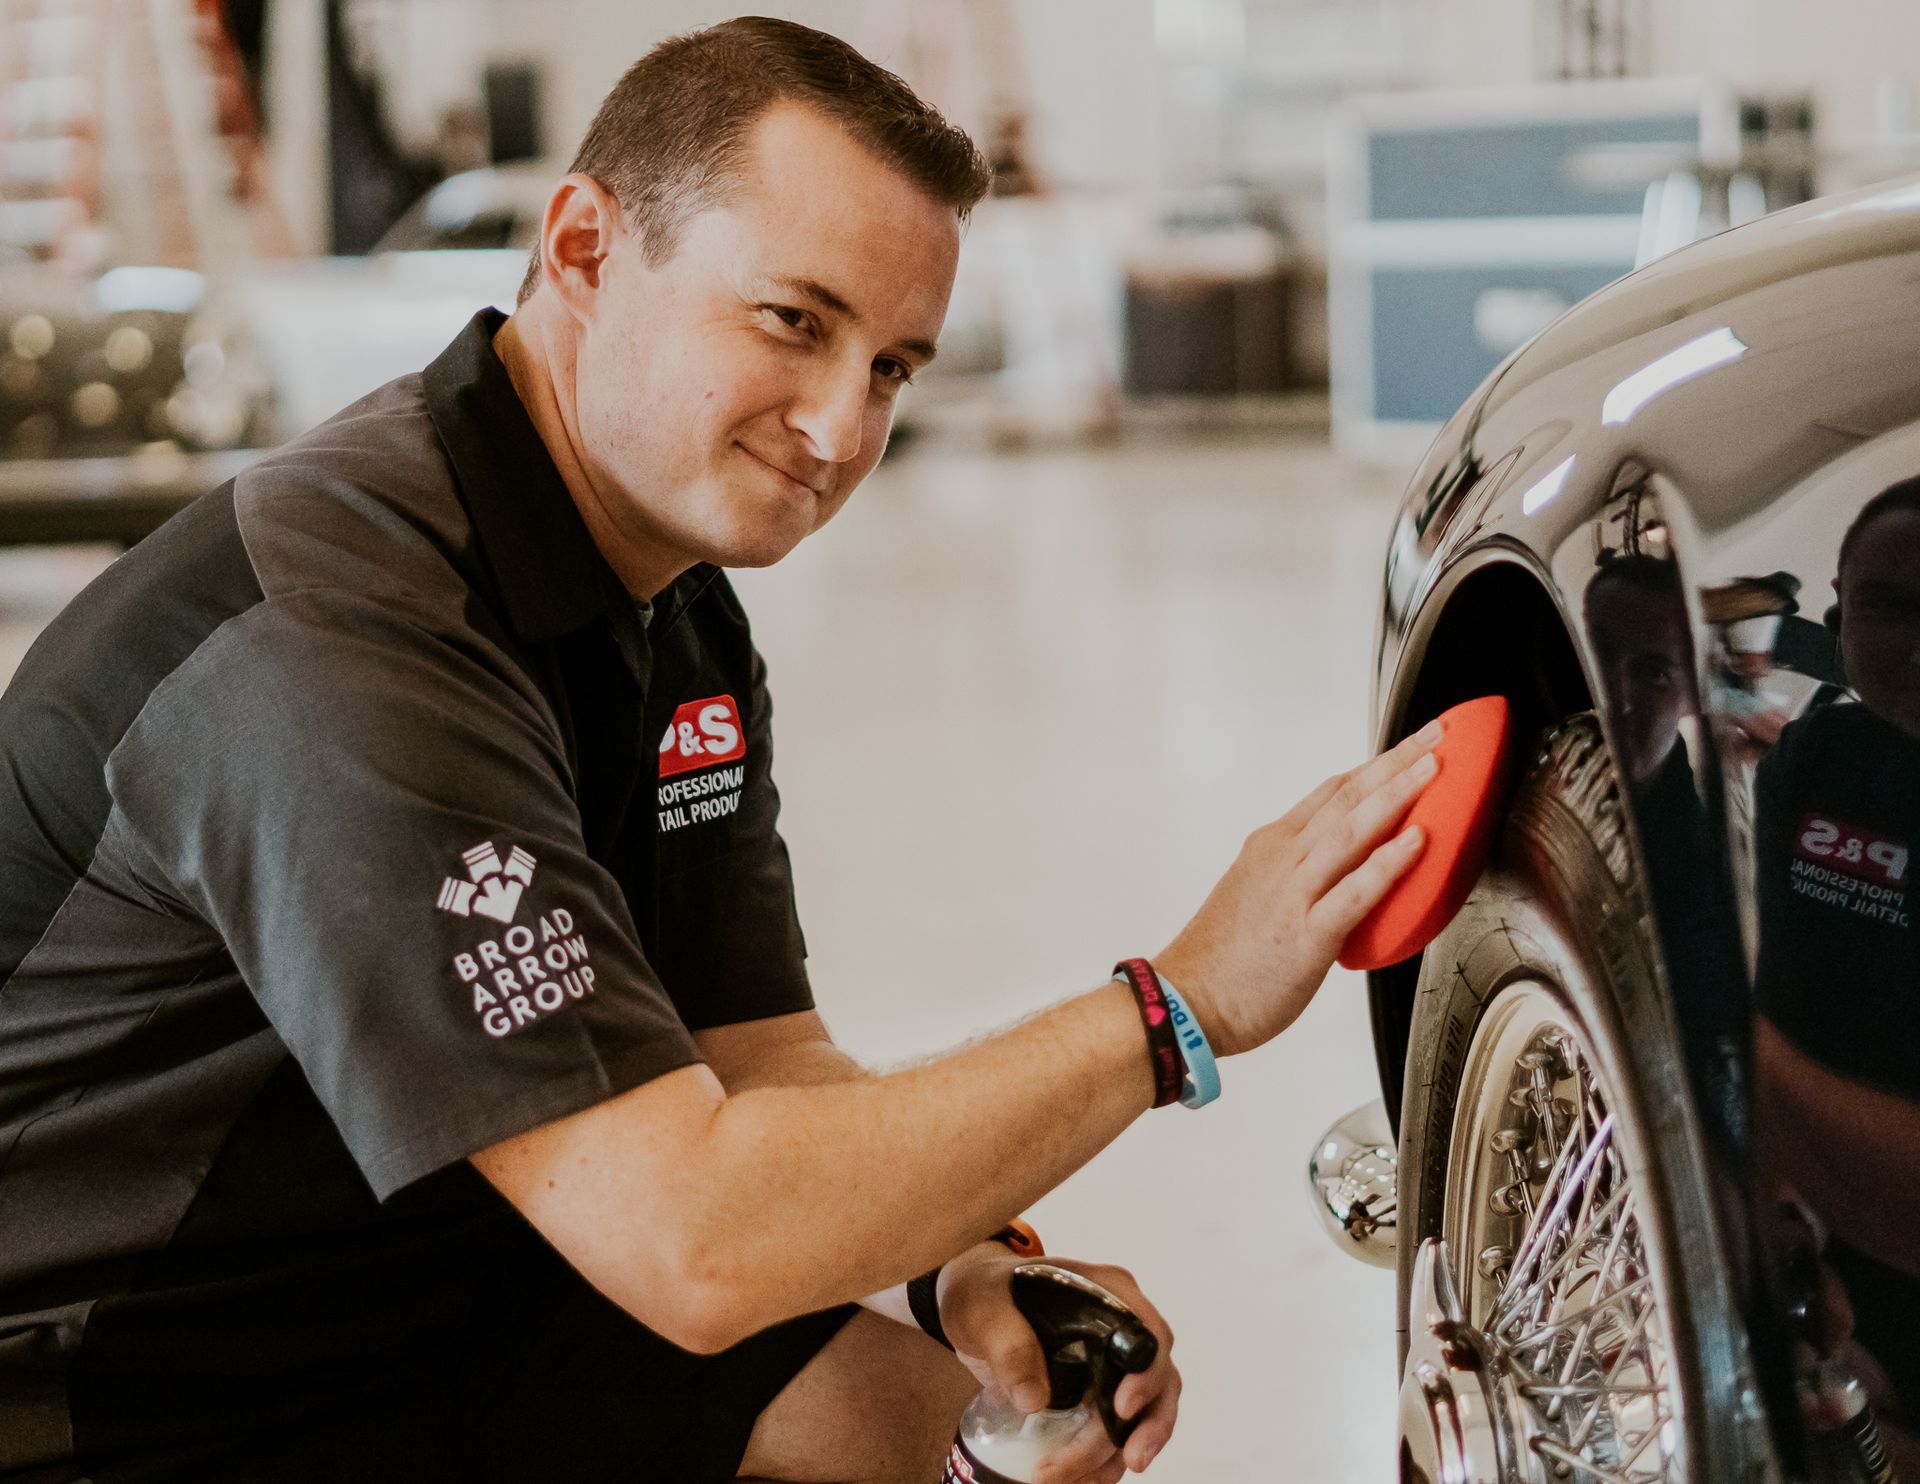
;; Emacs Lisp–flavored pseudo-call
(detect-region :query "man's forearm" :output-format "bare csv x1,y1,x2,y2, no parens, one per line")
1757,1016,1920,1273
686,981,1151,1339
710,1026,1022,1335
717,1035,871,1092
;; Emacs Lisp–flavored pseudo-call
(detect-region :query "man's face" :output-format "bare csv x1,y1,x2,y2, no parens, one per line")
1837,506,1920,740
1588,579,1693,785
568,103,960,578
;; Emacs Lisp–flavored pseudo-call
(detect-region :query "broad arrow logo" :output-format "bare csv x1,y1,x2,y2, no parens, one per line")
437,842,537,924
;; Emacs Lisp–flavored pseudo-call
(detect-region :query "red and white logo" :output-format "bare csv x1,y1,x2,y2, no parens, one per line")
1794,813,1909,888
658,694,746,779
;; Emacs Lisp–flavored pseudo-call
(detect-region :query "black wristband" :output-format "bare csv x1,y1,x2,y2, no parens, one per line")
907,1267,951,1349
1115,957,1184,1108
906,1226,1038,1351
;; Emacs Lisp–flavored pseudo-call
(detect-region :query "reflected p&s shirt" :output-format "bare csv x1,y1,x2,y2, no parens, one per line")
1755,700,1917,1088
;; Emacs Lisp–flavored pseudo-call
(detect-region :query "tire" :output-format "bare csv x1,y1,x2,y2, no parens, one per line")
1396,714,1754,1482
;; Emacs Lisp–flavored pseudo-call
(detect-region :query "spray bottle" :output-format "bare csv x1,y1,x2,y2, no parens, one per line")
942,1263,1159,1484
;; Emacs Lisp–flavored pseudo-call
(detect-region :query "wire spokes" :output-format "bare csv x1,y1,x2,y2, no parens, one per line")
1460,1014,1678,1483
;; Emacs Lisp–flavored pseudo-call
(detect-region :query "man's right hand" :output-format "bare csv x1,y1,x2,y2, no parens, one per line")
1155,720,1443,1058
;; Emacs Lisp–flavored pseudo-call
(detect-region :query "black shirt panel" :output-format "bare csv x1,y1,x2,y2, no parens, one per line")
106,586,702,1200
68,1060,523,1459
0,485,262,977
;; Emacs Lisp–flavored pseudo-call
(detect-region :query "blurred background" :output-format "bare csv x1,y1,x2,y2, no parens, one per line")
1,2,1917,1479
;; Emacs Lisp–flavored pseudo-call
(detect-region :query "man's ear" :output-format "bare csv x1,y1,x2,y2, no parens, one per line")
534,173,628,325
1824,602,1842,635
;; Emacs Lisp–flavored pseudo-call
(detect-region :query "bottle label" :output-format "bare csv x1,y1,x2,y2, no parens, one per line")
945,1438,1025,1484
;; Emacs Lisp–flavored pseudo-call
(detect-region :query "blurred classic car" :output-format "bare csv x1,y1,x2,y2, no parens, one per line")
1308,172,1920,1482
0,168,540,545
0,264,271,543
215,165,547,441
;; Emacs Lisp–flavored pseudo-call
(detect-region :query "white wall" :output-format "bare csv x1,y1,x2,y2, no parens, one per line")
1651,0,1920,159
280,0,1920,232
1405,0,1919,164
470,0,1160,192
324,0,1919,220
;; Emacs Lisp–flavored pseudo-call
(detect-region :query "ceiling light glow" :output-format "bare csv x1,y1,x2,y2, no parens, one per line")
1601,327,1747,426
1521,456,1577,515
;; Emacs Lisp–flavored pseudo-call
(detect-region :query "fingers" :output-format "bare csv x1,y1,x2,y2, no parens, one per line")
1296,745,1438,903
1266,769,1349,841
1040,1447,1128,1484
1035,1374,1181,1484
1056,1458,1128,1484
1072,1265,1179,1474
1024,1261,1178,1480
942,1255,1055,1411
972,1310,1053,1413
1293,720,1442,862
1304,823,1426,943
1119,1363,1181,1472
1031,1413,1120,1483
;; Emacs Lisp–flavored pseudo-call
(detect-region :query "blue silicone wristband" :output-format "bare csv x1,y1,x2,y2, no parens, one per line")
1157,977,1221,1109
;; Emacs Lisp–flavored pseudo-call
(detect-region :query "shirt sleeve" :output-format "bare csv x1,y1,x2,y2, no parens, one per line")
649,644,813,1030
107,589,703,1200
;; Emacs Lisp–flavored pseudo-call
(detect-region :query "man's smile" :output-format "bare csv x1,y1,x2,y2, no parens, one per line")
738,442,824,497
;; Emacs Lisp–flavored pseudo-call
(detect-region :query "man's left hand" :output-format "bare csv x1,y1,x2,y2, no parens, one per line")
938,1246,1180,1481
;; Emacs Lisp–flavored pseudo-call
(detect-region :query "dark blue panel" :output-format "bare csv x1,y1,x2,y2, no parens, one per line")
1371,262,1630,424
1369,114,1701,221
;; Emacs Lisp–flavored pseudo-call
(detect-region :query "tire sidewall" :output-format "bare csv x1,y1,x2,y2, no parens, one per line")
1395,721,1746,1478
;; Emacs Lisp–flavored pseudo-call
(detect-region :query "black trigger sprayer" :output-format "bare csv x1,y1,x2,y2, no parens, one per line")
940,1263,1159,1484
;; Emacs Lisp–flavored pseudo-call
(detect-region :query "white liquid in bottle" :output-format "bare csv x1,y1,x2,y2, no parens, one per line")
942,1387,1096,1484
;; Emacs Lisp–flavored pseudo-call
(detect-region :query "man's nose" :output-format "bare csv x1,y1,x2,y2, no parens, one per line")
786,362,868,466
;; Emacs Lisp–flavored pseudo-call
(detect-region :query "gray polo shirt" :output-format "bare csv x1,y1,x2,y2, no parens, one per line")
0,310,813,1472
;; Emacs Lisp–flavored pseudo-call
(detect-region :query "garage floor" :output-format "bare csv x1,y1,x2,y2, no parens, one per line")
0,431,1409,1482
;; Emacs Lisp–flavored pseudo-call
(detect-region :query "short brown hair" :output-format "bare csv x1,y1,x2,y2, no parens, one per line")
518,16,991,303
1839,474,1920,578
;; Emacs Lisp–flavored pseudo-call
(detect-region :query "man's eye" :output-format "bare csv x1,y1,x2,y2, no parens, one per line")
765,306,810,333
874,358,914,386
1855,596,1920,626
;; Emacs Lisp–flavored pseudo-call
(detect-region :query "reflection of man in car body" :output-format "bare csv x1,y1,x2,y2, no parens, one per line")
1753,476,1920,1440
1585,551,1750,1151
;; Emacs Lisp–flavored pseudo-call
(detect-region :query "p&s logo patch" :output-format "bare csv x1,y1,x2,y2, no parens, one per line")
658,695,746,779
1789,811,1909,928
657,694,748,834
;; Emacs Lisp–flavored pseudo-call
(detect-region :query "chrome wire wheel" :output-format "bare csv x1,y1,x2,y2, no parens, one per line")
1439,980,1684,1483
1400,718,1753,1484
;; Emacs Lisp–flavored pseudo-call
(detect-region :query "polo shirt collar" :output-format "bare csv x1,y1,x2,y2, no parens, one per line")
421,309,719,646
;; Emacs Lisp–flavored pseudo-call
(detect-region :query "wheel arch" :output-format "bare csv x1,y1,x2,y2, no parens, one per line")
1366,554,1593,1132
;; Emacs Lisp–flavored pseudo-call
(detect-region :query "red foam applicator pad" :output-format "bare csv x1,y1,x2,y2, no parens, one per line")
1338,696,1514,972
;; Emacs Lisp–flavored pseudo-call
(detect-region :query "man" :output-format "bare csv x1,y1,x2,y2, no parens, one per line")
1754,477,1920,1471
0,19,1435,1482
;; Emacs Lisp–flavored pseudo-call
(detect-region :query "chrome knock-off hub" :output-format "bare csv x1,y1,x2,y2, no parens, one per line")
1401,1237,1525,1484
